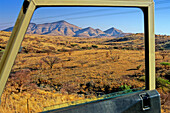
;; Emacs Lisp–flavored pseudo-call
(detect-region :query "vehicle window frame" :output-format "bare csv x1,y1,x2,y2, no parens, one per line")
0,0,155,99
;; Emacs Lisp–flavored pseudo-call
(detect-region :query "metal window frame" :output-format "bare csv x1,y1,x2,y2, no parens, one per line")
0,0,155,98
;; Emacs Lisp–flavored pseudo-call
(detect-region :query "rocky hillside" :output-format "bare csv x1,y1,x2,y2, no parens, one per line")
3,20,127,38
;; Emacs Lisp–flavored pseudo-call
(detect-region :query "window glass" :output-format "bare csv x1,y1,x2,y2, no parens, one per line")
0,7,145,112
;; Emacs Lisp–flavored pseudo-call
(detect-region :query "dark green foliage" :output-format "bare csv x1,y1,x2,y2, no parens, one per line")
71,44,78,47
91,45,98,48
119,84,131,91
159,48,165,51
81,46,91,50
160,62,170,66
160,62,170,69
136,65,142,70
138,76,145,82
156,77,170,89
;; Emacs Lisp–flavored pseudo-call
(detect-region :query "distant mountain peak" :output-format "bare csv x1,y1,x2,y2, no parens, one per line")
106,27,118,31
87,27,92,29
56,20,68,23
104,27,123,37
96,28,101,30
58,20,66,22
84,27,94,30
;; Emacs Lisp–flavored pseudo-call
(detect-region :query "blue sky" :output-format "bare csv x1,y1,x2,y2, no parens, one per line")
0,0,170,35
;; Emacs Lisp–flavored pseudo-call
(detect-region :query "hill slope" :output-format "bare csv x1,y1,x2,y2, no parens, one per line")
3,20,126,38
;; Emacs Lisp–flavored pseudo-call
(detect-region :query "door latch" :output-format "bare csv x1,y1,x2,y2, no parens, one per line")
139,93,151,111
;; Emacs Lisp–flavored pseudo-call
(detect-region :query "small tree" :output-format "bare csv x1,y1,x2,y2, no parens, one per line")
41,56,60,69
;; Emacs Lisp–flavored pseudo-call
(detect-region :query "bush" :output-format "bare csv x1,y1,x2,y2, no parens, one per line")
81,46,91,50
138,76,145,82
119,84,131,91
160,62,170,69
8,69,37,93
156,77,170,89
113,47,119,49
71,44,78,47
48,46,56,51
91,45,98,48
160,62,170,65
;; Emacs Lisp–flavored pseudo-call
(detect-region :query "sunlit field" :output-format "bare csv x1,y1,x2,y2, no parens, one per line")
0,31,169,113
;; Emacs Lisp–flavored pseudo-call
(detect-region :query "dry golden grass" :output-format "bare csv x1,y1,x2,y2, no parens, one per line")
0,31,169,113
0,89,85,113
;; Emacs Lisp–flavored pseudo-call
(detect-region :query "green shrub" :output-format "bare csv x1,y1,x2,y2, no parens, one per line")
156,77,170,89
91,45,98,48
119,84,131,91
160,62,170,69
159,48,164,51
81,46,91,50
138,76,145,82
71,44,78,47
160,62,170,65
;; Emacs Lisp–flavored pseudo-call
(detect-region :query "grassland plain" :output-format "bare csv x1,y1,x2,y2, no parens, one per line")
0,31,169,113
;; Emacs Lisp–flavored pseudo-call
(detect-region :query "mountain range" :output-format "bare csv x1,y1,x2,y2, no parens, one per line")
3,20,128,38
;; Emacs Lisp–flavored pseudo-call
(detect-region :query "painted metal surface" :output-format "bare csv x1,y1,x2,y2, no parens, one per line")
0,0,155,101
42,90,161,113
32,0,152,7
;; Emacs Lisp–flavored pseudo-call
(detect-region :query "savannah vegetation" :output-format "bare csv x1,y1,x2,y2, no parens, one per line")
0,31,169,113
